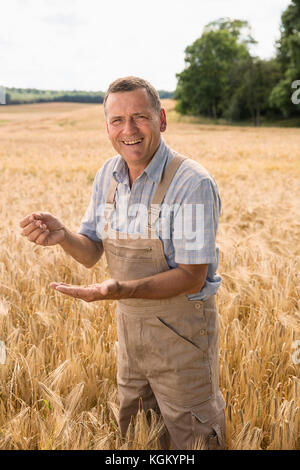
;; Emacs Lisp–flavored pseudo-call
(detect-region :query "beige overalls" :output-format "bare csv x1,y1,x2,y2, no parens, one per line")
102,153,226,450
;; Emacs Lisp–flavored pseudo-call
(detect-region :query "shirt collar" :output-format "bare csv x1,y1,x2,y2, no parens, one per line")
113,138,170,185
112,155,128,184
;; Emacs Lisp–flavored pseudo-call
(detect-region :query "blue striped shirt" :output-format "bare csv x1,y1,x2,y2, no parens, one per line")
78,138,222,300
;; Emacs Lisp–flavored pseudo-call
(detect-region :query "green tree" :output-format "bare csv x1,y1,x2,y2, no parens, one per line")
158,90,174,99
227,58,282,125
175,18,253,119
269,0,300,117
204,18,256,45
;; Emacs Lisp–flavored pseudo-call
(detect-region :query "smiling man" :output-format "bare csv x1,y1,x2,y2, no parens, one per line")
20,76,226,450
104,86,166,181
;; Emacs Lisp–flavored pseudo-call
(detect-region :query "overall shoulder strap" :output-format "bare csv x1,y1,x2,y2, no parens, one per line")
151,153,187,205
105,177,118,204
104,177,118,220
149,153,187,227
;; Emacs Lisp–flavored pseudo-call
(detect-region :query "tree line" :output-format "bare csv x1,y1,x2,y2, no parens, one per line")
3,88,174,106
3,88,105,105
175,0,300,125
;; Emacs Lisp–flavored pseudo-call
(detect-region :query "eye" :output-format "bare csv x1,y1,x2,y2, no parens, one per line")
136,115,147,120
111,118,122,125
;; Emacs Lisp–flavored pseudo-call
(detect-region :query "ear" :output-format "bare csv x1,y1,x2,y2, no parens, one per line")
159,109,167,133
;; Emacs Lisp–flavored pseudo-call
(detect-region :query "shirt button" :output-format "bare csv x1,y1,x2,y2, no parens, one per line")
199,329,206,335
195,303,202,310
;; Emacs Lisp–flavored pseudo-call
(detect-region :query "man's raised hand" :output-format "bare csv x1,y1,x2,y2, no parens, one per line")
20,212,66,246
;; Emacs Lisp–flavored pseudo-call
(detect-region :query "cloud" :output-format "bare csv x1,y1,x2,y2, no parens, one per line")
0,0,292,90
40,13,85,27
0,36,15,48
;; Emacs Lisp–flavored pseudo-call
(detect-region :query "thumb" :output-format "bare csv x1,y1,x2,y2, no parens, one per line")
32,212,44,220
100,283,109,296
100,279,118,296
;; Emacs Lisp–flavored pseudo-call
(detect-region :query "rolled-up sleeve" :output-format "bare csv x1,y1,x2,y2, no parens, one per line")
78,170,103,242
172,177,221,265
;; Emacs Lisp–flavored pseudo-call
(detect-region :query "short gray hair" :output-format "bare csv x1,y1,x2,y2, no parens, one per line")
104,76,161,115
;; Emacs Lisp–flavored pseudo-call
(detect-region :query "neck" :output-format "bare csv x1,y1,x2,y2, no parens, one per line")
127,140,161,188
128,167,144,188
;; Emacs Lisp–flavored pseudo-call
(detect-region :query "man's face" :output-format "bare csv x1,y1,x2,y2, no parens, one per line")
105,88,166,168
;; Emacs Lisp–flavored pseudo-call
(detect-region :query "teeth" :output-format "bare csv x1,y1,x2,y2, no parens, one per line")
123,139,142,145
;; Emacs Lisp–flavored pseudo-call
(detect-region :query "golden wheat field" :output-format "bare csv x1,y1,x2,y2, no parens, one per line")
0,100,299,450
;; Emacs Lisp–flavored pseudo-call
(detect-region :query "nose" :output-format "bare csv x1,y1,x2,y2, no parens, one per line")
123,117,138,135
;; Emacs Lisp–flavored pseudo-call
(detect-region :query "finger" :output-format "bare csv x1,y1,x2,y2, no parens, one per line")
21,221,37,236
20,214,36,228
31,212,44,220
33,219,47,230
21,220,46,236
50,282,71,288
20,212,50,228
27,227,46,243
20,214,46,229
32,212,51,222
53,284,97,302
35,230,50,245
52,285,82,298
20,212,44,227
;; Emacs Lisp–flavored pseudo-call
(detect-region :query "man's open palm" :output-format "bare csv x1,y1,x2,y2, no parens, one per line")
50,279,121,302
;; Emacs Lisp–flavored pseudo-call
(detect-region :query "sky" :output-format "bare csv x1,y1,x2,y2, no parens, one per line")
0,0,292,92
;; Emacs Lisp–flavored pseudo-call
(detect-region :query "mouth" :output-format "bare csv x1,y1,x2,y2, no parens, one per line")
122,138,144,146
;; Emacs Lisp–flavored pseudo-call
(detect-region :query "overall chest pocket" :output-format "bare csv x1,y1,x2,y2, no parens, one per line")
105,243,153,261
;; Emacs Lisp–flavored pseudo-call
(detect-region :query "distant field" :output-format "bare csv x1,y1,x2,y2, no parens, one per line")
0,101,299,449
0,102,97,114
